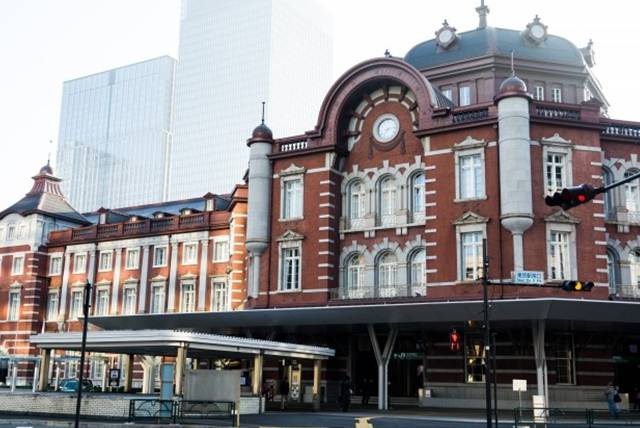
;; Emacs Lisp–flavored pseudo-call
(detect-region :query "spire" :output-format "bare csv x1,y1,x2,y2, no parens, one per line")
476,0,489,29
261,101,266,125
510,50,515,76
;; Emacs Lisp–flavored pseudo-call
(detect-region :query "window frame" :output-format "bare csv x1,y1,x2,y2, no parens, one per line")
152,245,168,268
534,85,545,101
552,87,562,103
7,289,20,321
150,281,166,314
410,172,426,222
181,242,198,265
124,248,140,270
49,255,63,276
69,289,84,320
11,254,25,276
94,287,110,316
280,174,304,220
409,247,427,294
459,85,471,106
98,250,113,272
73,253,87,274
211,277,229,312
376,251,398,297
347,179,367,224
546,223,577,281
46,290,59,321
454,146,486,201
377,175,397,227
122,284,137,315
542,139,573,197
180,279,196,312
441,87,453,102
212,237,230,263
278,240,302,291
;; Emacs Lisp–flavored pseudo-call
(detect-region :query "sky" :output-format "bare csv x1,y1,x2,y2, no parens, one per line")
1,0,639,210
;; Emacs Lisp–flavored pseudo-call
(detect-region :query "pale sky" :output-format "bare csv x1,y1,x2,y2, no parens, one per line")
1,0,639,210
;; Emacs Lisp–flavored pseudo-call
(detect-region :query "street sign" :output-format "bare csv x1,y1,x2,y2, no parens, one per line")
514,271,544,285
512,379,527,392
109,368,120,387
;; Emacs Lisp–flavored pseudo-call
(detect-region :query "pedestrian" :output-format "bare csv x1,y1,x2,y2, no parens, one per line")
361,378,371,406
280,378,289,410
339,376,352,412
605,382,620,418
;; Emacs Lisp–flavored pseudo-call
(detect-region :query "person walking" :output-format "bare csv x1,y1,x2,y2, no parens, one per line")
361,378,371,406
605,382,620,418
280,378,289,410
339,376,352,412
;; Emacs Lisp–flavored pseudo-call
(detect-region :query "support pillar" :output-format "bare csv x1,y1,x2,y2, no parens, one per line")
368,325,398,410
175,345,187,396
10,364,17,393
532,320,549,407
140,356,157,394
123,354,134,393
101,360,108,391
252,353,263,396
312,359,321,411
37,349,50,391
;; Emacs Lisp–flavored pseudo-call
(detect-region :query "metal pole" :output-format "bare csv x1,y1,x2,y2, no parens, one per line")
492,332,498,428
74,281,92,428
482,239,492,428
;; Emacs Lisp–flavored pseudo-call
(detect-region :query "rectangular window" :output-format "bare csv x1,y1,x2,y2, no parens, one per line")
46,291,59,321
549,231,570,280
153,246,167,267
461,231,483,280
70,290,83,320
545,153,566,195
8,290,20,321
123,286,137,315
534,85,545,101
552,87,562,103
441,88,452,101
73,253,87,274
212,279,228,312
459,153,484,199
280,246,301,290
282,177,303,219
553,334,575,384
17,224,27,239
459,85,471,106
95,289,109,316
182,243,198,265
98,251,112,272
7,226,15,240
125,248,140,270
11,255,24,275
91,360,105,381
213,238,229,262
180,280,196,312
49,256,62,276
150,283,165,314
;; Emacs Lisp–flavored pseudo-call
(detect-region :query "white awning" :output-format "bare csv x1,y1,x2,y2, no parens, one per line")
31,329,335,360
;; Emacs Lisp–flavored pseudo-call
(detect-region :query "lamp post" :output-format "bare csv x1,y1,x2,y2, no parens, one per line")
74,280,92,428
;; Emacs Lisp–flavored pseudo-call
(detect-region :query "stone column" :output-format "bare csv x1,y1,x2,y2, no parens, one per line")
252,353,263,396
138,245,150,313
37,348,50,391
123,354,134,393
167,241,179,312
58,252,71,320
140,355,157,394
532,320,549,408
312,359,321,411
174,345,187,396
198,240,209,311
111,248,122,314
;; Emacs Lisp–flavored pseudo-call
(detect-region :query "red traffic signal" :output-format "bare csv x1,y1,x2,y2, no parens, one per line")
561,280,594,292
545,184,600,210
449,328,461,351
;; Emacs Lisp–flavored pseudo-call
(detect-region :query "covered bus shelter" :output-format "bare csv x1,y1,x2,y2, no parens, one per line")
30,329,334,410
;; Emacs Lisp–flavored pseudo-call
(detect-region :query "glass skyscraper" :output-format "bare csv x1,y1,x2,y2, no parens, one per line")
56,56,176,212
168,0,333,199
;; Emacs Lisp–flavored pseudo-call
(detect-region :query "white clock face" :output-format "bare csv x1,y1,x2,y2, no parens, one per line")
439,29,454,45
374,114,399,143
530,24,545,39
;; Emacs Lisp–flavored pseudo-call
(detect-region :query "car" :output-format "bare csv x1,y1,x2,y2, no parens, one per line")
59,378,93,392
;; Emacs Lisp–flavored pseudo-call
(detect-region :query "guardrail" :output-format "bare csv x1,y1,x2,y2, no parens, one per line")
128,398,236,425
514,407,640,426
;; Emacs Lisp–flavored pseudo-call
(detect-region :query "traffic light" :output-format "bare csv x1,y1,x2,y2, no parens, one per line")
449,328,461,351
545,184,600,210
560,280,594,292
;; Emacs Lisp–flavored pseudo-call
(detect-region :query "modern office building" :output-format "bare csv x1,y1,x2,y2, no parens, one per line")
168,0,333,199
55,56,176,213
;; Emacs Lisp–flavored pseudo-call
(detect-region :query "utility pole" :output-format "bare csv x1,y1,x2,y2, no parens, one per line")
482,239,492,428
74,281,92,428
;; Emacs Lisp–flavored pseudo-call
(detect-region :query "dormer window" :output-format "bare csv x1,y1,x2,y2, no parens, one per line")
129,216,138,222
182,209,192,216
154,212,165,219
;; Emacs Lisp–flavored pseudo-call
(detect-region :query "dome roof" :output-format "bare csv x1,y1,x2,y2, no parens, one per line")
405,27,585,70
495,75,529,101
39,162,53,175
251,123,273,140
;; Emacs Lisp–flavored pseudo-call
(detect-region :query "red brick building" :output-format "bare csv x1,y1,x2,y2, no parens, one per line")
2,10,640,410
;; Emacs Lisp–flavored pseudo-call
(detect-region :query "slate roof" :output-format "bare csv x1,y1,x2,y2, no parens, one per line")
405,27,585,70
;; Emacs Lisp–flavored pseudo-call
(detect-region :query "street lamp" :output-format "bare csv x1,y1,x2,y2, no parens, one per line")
74,280,92,428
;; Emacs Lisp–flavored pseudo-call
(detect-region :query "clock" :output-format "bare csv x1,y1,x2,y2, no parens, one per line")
373,114,400,143
525,15,547,44
438,29,454,45
435,20,457,49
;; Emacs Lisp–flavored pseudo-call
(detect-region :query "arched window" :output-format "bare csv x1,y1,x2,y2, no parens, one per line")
377,252,397,297
625,169,640,222
378,176,396,226
410,172,425,221
409,248,426,296
606,248,619,295
346,253,364,294
348,180,366,222
603,167,614,219
630,249,640,287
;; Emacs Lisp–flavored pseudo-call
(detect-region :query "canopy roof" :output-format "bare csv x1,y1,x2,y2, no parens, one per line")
31,329,335,360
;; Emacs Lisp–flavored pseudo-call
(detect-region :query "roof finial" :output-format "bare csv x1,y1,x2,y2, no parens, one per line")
384,49,391,58
510,50,515,76
47,140,52,166
476,0,489,29
261,101,265,125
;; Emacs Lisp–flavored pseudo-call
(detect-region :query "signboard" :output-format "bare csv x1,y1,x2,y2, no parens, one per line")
512,379,527,392
532,395,546,423
109,368,120,387
514,271,544,285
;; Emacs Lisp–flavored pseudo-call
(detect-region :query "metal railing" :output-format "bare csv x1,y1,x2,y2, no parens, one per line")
514,407,640,427
128,399,236,425
335,283,427,300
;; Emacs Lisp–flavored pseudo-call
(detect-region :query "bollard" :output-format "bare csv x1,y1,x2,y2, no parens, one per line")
355,417,373,428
